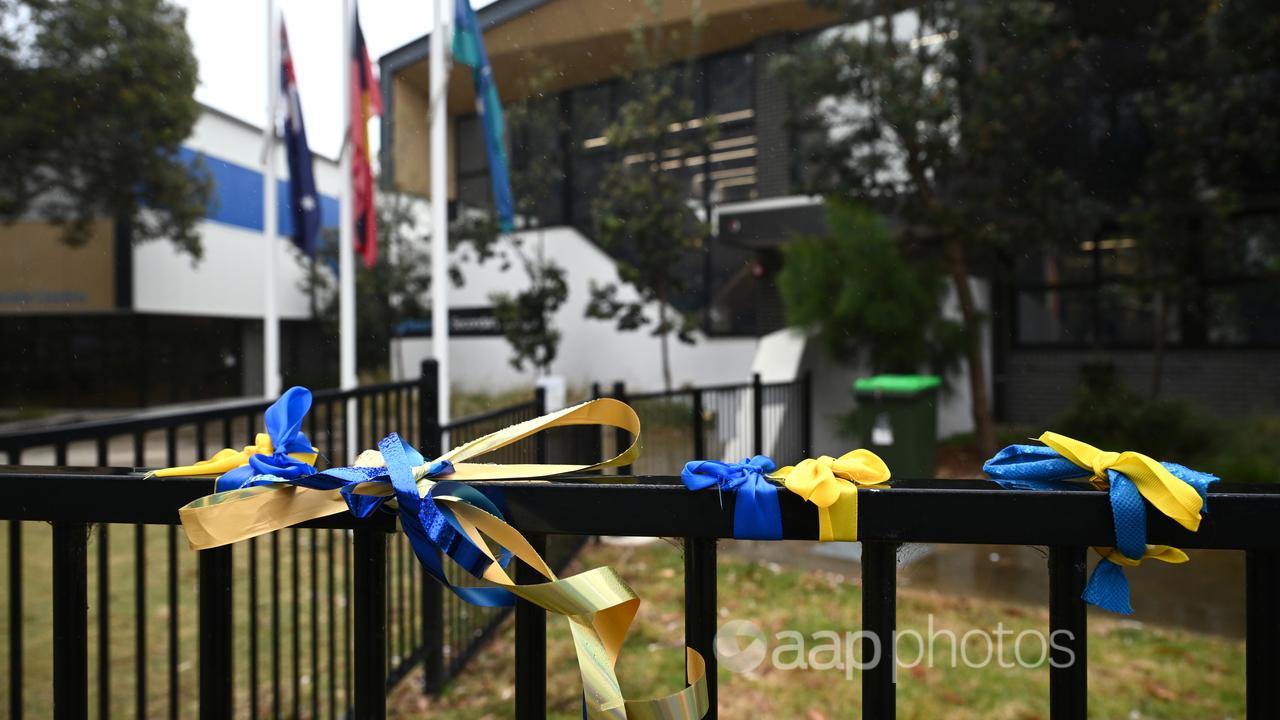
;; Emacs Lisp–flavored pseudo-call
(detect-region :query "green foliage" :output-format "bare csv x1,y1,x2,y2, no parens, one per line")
1055,363,1279,483
491,241,568,374
586,0,711,389
491,64,570,375
779,201,964,374
0,0,211,256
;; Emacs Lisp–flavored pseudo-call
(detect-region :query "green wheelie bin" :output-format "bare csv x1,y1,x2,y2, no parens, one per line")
852,374,941,480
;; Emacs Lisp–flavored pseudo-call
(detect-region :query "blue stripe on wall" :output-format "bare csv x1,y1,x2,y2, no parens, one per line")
181,147,339,237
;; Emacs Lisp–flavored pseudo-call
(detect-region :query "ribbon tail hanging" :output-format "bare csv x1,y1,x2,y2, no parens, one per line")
1082,557,1133,615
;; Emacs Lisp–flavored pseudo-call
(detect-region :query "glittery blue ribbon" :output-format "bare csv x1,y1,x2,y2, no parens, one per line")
984,443,1217,614
682,455,783,540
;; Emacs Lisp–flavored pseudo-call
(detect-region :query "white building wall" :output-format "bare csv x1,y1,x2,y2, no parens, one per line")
132,108,339,320
391,225,758,394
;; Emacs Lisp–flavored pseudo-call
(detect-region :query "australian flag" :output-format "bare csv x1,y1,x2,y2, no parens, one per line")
281,20,320,256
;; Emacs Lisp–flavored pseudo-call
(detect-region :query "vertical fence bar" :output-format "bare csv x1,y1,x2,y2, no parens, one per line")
751,373,763,457
291,530,301,719
167,526,179,720
861,540,897,720
515,532,548,720
310,529,320,720
1048,546,1088,720
9,519,22,720
271,532,281,720
94,439,109,720
418,359,445,695
684,538,717,718
352,527,387,720
248,537,259,720
132,432,146,720
198,546,233,720
612,381,630,475
1246,550,1279,717
327,529,338,720
692,390,706,460
52,522,88,720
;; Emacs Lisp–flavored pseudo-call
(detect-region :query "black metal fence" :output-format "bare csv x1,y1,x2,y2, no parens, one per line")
0,365,823,718
605,372,812,476
3,473,1277,719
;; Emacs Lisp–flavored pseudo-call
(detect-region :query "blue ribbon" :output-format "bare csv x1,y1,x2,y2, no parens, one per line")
682,455,783,540
984,443,1217,614
216,386,318,492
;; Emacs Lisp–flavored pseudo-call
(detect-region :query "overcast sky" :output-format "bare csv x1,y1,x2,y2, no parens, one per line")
173,0,500,160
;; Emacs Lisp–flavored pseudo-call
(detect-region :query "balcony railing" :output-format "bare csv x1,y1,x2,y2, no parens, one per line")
2,467,1277,718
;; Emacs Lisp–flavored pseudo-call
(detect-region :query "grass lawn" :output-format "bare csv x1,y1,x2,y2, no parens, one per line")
389,540,1246,720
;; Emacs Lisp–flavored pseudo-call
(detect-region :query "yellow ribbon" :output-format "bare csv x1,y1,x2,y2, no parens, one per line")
161,398,706,718
150,432,318,478
1039,431,1203,568
1039,432,1204,531
770,449,891,542
170,398,641,550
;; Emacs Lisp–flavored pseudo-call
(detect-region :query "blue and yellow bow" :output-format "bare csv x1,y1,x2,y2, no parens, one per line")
158,391,708,718
984,431,1218,614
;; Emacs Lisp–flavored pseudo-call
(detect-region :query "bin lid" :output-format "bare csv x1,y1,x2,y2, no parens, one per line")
854,374,941,394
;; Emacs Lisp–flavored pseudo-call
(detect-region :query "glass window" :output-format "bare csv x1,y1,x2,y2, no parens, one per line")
455,115,487,175
570,84,611,145
706,51,753,115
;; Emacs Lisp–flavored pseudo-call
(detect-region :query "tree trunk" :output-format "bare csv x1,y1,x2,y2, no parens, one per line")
658,298,673,392
943,238,996,458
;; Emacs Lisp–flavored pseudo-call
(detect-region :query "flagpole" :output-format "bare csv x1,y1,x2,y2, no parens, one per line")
262,0,282,398
340,0,359,461
430,0,451,424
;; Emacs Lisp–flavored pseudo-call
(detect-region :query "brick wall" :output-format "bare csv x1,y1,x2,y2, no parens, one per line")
1004,348,1280,424
753,33,792,199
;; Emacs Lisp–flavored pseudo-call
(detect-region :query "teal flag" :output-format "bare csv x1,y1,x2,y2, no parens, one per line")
453,0,514,232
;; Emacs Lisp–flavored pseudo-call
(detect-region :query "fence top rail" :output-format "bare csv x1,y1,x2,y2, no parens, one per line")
1,467,1276,550
0,379,419,450
443,400,541,432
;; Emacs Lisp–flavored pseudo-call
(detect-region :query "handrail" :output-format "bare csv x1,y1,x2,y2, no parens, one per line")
0,379,418,450
442,399,541,431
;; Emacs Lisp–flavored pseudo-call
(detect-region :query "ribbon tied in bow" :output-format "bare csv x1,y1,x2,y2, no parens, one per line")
771,449,891,542
682,455,782,539
157,391,709,718
984,431,1217,614
152,386,319,489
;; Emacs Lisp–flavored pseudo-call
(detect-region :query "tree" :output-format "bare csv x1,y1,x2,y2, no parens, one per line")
0,0,211,257
781,0,1096,455
586,0,712,391
779,201,964,376
490,65,570,375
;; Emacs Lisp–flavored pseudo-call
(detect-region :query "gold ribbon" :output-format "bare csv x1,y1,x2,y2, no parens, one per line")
161,397,706,718
770,449,891,542
151,432,318,478
1039,431,1203,567
171,398,641,550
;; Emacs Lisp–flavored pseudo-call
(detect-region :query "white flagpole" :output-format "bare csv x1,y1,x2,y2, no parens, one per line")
340,0,358,460
430,0,451,424
262,0,282,398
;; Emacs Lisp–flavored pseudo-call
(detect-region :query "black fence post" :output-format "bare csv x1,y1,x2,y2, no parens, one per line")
751,372,764,457
515,532,548,720
684,538,717,718
9,520,22,720
418,360,446,696
418,359,440,453
52,522,88,720
353,527,388,720
1048,546,1088,720
612,381,630,475
198,546,234,720
534,385,548,463
861,540,897,720
692,389,706,460
1246,550,1279,717
799,371,813,458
